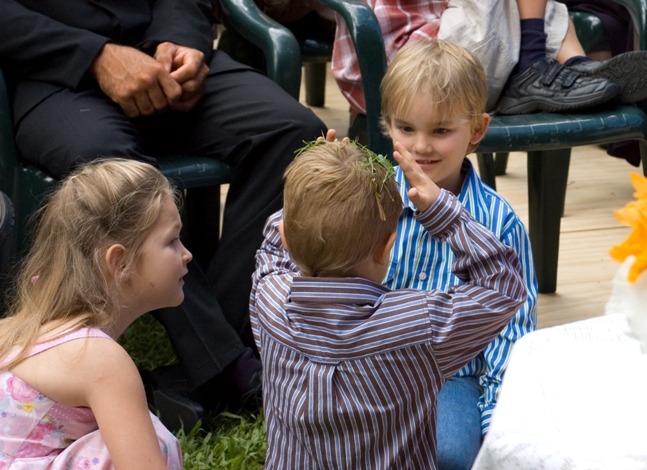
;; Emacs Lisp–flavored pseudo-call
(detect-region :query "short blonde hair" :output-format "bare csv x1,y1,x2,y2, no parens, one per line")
283,141,402,277
0,159,178,369
381,39,488,154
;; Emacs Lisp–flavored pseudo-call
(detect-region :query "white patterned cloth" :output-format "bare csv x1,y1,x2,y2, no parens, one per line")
472,314,647,469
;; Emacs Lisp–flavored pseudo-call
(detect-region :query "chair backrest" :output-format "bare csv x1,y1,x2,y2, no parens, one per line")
220,0,302,99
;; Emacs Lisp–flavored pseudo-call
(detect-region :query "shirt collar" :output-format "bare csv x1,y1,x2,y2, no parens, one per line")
290,276,390,305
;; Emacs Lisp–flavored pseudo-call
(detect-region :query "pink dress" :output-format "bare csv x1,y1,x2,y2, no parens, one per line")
0,328,182,469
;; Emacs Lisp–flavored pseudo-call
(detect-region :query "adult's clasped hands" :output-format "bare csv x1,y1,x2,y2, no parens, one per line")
89,42,209,117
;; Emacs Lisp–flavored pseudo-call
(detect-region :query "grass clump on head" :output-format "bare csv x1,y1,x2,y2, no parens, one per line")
284,140,402,277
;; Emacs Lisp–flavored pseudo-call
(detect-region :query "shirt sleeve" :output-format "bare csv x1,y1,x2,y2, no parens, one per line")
477,216,538,435
142,0,215,62
249,210,301,353
416,190,528,380
0,0,108,89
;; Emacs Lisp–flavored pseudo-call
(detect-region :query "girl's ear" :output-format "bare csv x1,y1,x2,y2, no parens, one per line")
105,244,130,283
469,113,491,146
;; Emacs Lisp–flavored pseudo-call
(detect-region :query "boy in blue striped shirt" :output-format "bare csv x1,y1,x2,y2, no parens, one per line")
250,139,526,469
381,40,538,470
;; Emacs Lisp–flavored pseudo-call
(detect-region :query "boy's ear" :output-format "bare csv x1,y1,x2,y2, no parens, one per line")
384,118,394,138
105,244,130,283
375,232,397,265
469,113,491,146
278,220,289,251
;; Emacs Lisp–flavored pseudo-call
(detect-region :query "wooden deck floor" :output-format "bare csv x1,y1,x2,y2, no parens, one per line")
302,67,641,329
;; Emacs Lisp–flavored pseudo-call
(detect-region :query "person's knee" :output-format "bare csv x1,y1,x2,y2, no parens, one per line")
437,448,478,470
16,125,146,178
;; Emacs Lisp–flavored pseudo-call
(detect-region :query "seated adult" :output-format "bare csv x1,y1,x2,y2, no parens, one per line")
1,0,326,427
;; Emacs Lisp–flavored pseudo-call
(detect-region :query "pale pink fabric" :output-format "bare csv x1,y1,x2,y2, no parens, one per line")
332,0,448,114
0,328,182,469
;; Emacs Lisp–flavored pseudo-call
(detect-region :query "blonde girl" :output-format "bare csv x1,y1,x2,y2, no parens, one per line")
0,159,191,469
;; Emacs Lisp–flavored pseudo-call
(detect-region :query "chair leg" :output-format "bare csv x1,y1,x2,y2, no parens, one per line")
527,148,571,294
494,152,509,176
304,62,327,107
476,153,497,191
640,140,647,177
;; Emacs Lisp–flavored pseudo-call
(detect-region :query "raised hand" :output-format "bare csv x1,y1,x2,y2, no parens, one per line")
392,141,441,212
155,42,209,112
89,44,182,117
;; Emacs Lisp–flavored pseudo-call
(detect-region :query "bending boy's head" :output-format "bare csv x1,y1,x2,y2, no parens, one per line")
381,39,488,154
282,140,402,277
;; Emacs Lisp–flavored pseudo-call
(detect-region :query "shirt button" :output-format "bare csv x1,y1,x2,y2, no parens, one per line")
419,273,427,281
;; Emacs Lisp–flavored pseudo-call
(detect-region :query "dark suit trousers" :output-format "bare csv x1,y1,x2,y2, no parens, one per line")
14,51,327,387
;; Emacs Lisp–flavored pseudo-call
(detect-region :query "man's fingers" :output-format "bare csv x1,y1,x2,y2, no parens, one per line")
158,72,182,104
133,92,156,116
147,84,172,111
119,99,141,118
155,42,176,73
169,51,205,84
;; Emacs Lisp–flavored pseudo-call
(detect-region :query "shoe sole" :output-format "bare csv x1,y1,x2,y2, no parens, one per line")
495,84,619,115
575,51,647,104
0,192,14,248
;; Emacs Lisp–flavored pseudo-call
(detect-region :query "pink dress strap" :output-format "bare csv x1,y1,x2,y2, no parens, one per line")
1,327,112,365
27,327,112,357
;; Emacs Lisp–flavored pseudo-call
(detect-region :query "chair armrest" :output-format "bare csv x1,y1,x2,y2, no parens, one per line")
317,0,393,157
218,0,301,98
613,0,647,50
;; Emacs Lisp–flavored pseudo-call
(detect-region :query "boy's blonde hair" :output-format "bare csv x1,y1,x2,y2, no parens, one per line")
0,159,178,369
283,141,402,277
381,39,488,154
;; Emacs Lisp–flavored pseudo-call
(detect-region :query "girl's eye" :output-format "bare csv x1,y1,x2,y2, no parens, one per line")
435,128,449,134
401,126,414,133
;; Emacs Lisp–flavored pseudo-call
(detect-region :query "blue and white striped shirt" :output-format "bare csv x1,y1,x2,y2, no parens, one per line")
385,159,538,435
250,190,527,469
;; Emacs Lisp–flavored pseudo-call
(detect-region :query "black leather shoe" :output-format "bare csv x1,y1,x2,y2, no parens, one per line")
152,389,210,433
239,370,263,414
495,58,620,115
142,364,215,433
0,191,14,248
568,51,647,104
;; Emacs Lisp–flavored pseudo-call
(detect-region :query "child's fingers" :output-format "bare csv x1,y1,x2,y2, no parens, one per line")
393,142,440,211
393,142,426,184
325,129,337,142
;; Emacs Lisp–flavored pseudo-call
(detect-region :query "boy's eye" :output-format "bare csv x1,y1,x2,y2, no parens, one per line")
434,128,449,134
400,126,414,133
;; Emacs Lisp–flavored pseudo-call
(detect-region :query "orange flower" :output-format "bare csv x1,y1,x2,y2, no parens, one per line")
610,173,647,283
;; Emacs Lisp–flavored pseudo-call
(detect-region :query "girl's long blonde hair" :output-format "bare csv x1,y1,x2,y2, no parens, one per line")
0,159,177,370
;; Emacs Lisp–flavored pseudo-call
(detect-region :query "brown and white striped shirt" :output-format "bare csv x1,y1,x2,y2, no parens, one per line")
250,190,526,469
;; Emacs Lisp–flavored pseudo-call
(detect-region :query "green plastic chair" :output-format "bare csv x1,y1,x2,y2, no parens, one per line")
0,0,302,281
217,6,332,107
319,0,647,294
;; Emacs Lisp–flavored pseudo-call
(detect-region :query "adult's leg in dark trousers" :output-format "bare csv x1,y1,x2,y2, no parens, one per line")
142,51,327,352
14,86,153,178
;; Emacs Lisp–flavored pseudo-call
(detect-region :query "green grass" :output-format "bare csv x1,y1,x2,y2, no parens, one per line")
119,315,266,469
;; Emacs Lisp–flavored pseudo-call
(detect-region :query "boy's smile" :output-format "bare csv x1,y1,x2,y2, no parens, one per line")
386,95,489,195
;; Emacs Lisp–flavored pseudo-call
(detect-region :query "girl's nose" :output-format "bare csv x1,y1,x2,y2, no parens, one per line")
182,244,193,264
